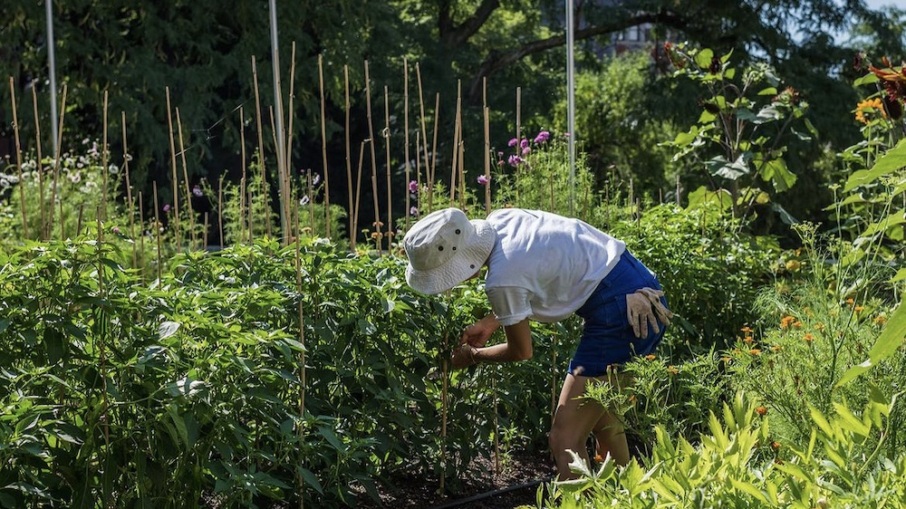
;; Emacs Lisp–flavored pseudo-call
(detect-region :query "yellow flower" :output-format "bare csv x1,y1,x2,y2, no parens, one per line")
771,345,782,353
645,354,656,361
855,98,887,124
667,366,679,375
854,305,865,313
785,259,801,271
749,348,762,356
874,314,888,326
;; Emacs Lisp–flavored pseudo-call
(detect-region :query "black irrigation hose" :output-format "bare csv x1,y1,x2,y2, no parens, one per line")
427,477,553,509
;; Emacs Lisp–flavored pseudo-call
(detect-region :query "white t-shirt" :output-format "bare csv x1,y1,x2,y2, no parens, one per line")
484,208,626,326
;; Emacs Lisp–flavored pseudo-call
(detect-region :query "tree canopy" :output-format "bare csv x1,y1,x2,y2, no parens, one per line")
1,0,903,224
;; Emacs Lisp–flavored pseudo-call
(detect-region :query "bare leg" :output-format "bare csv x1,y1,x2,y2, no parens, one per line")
549,373,607,481
591,411,630,465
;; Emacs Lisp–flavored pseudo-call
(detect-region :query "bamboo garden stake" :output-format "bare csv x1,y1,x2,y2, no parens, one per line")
319,54,331,239
414,64,433,214
9,78,27,237
344,65,354,247
384,86,392,243
176,108,197,248
364,60,381,252
48,84,67,241
30,86,46,240
101,91,109,221
252,56,271,239
165,87,181,247
122,111,137,270
404,58,412,230
152,182,162,283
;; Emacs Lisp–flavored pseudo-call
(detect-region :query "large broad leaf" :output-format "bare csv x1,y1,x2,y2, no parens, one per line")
838,299,906,387
707,155,751,180
694,48,714,70
761,158,797,192
686,186,732,211
844,138,906,192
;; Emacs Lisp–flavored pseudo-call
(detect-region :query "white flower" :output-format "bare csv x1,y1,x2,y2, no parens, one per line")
69,172,81,184
299,195,310,206
108,164,119,174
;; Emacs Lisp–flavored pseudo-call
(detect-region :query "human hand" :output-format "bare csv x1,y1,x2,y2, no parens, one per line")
625,288,673,338
451,343,477,370
459,315,499,348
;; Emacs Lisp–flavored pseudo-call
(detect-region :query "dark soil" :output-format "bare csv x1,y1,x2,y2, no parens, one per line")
354,450,556,509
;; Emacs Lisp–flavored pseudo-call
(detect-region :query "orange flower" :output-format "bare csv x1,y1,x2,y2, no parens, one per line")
749,348,762,356
771,441,781,451
756,406,768,416
741,326,754,334
780,316,796,329
874,314,888,326
771,345,782,353
645,354,656,361
667,366,679,375
720,356,733,363
792,321,803,329
846,297,855,307
594,454,604,462
743,336,754,345
855,305,865,313
804,333,815,343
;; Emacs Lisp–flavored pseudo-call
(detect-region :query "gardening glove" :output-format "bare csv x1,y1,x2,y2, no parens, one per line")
626,287,673,338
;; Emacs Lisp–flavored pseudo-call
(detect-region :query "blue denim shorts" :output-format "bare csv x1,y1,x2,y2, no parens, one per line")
569,251,668,377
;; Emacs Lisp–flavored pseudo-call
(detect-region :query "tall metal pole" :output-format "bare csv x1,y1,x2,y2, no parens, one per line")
45,0,59,158
269,0,289,240
565,0,576,215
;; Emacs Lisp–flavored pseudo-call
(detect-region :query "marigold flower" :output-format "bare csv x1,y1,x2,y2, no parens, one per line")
743,336,754,345
771,441,781,451
771,345,782,353
749,348,761,356
667,366,679,375
645,354,656,361
720,356,732,363
792,321,803,329
780,316,795,329
874,314,888,326
854,305,865,313
756,406,768,416
846,297,855,307
741,326,753,334
785,259,801,271
804,333,815,343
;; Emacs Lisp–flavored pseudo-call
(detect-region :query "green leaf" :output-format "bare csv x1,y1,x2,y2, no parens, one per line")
298,467,324,494
844,138,906,191
854,73,879,87
891,268,906,282
672,126,700,147
159,321,181,339
832,403,870,437
731,479,770,504
838,298,906,386
694,48,714,70
758,87,778,96
761,159,797,192
44,328,67,364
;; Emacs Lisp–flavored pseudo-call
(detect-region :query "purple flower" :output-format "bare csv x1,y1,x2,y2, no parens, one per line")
163,204,171,213
508,138,519,147
112,226,121,234
534,130,550,144
507,155,523,167
477,175,491,185
192,185,203,197
408,180,418,193
409,206,419,216
522,147,531,156
520,138,530,149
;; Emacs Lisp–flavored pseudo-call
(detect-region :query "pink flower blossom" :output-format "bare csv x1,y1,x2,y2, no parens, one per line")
477,175,491,185
534,130,550,144
408,180,418,193
508,155,523,167
192,185,203,197
520,139,530,149
522,147,531,156
508,138,519,147
163,204,171,213
410,206,419,216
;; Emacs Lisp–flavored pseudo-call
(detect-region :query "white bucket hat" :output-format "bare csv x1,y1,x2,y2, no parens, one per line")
403,208,497,295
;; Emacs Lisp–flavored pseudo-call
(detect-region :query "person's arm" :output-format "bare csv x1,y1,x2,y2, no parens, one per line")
460,314,500,348
452,318,532,368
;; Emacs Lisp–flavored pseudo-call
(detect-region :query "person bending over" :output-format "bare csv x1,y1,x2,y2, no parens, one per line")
403,207,671,480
